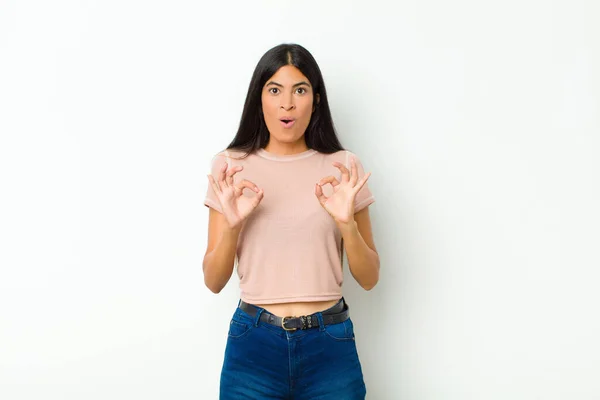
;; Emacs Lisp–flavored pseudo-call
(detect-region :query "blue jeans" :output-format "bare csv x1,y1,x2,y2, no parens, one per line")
219,300,367,399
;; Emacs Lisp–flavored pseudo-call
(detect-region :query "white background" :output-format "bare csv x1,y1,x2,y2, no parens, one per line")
1,0,599,399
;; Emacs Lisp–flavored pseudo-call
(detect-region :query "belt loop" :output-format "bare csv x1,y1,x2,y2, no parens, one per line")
254,307,264,327
316,312,325,332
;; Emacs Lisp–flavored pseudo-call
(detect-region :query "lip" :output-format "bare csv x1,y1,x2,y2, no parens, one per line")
279,120,296,129
279,116,296,129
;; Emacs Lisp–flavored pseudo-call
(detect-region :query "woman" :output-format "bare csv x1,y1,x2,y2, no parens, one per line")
203,43,379,399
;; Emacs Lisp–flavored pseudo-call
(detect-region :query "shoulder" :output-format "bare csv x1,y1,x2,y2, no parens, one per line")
210,148,251,164
322,149,366,166
211,148,247,158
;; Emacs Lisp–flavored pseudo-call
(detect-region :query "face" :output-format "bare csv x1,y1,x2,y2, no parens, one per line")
261,65,318,147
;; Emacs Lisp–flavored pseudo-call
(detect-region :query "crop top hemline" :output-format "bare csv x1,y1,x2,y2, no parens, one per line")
240,292,343,305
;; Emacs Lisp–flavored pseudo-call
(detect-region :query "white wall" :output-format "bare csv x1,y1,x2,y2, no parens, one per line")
1,0,598,398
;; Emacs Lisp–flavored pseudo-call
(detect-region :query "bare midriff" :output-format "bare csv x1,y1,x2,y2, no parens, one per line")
254,299,341,318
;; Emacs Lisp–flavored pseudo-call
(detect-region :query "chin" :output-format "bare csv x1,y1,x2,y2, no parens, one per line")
268,129,300,140
274,135,300,143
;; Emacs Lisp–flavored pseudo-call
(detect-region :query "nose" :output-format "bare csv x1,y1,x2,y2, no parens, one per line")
280,95,295,111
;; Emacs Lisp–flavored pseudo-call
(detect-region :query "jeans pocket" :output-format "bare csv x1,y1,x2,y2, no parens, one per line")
323,318,355,341
228,319,252,339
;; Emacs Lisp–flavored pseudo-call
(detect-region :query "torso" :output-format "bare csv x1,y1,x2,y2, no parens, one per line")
254,299,341,317
225,149,365,315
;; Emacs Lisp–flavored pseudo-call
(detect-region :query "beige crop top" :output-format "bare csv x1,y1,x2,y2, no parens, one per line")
204,147,375,304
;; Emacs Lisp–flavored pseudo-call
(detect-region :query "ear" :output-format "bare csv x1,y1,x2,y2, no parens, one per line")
313,93,320,112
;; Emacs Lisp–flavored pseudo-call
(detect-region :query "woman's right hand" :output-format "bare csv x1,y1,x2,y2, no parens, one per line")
207,162,264,229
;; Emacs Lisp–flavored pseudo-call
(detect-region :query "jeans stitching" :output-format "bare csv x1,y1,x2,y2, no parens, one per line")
227,319,253,339
322,319,355,341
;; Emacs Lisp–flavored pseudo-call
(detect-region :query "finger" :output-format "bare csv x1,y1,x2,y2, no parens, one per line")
235,179,261,196
315,183,328,206
240,179,260,192
207,174,221,193
251,188,264,207
318,175,340,188
218,162,229,187
332,162,350,183
226,165,242,186
353,171,371,194
349,157,359,186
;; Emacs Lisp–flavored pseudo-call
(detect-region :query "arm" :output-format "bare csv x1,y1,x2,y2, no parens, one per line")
202,208,242,293
337,206,380,290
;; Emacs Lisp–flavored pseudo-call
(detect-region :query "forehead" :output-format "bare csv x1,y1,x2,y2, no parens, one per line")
265,65,310,85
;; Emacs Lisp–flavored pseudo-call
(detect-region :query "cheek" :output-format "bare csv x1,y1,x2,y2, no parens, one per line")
261,100,277,119
299,101,314,121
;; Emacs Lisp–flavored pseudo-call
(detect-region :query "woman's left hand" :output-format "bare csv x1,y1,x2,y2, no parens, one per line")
315,157,371,225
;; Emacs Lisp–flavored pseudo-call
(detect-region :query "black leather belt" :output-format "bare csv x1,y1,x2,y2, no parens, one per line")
239,297,350,331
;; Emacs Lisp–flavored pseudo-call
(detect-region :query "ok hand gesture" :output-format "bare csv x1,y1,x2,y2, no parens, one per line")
207,163,264,229
314,157,371,225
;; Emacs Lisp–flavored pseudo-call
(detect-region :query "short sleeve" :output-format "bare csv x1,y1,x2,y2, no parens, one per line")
204,151,230,214
346,150,375,213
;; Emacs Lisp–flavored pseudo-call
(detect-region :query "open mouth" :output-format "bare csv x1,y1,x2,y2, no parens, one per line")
280,118,295,128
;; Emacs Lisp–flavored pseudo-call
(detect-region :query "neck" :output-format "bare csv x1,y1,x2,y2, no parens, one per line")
264,139,309,155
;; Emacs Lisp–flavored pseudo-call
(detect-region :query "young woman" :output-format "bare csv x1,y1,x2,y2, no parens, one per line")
203,43,379,400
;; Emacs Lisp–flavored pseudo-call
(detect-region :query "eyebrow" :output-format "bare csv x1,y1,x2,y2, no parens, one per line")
265,80,311,88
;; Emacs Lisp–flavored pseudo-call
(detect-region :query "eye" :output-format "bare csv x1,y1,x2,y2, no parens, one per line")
268,87,279,94
296,87,307,94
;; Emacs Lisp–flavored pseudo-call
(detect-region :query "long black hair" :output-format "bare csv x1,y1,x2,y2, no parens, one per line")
224,43,345,158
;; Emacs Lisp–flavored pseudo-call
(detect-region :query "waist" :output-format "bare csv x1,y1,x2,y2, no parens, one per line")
251,298,341,317
238,297,349,331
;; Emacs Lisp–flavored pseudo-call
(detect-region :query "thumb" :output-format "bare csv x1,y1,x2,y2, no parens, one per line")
315,183,327,206
251,189,264,207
